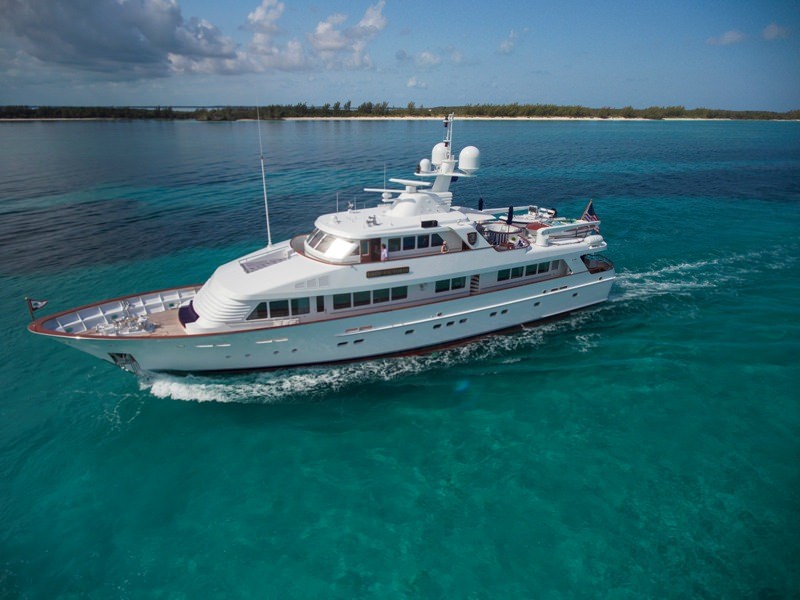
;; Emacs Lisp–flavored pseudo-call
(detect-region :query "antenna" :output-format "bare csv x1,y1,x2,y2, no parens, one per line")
256,105,272,247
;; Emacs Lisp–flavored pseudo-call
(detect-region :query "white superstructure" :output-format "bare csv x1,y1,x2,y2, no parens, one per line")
29,115,615,374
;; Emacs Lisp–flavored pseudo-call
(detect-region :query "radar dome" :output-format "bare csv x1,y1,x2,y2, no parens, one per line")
418,158,432,173
431,142,449,167
459,146,480,173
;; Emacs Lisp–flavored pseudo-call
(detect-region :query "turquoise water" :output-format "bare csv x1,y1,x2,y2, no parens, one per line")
1,120,799,598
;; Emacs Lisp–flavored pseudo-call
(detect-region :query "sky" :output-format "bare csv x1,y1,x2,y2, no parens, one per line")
0,0,798,111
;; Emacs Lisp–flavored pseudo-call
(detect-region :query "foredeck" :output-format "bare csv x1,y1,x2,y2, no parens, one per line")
143,308,187,336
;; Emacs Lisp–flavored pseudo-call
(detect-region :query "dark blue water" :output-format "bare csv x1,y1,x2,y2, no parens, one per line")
1,119,798,598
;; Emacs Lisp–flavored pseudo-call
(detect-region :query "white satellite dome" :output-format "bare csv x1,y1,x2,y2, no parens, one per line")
431,142,449,166
458,146,480,173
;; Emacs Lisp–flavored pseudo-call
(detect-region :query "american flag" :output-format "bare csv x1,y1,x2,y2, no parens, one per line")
581,200,600,230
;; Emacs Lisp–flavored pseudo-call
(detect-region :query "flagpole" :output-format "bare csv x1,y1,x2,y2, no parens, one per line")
25,297,34,321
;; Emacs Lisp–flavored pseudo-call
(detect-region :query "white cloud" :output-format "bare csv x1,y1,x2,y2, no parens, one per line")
707,30,746,46
0,0,387,80
306,0,387,69
308,14,349,54
0,0,241,78
414,51,441,67
407,76,427,89
247,0,284,35
357,1,388,32
498,30,519,55
763,23,789,40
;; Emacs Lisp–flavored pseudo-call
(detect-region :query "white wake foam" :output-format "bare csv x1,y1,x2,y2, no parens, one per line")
137,315,586,404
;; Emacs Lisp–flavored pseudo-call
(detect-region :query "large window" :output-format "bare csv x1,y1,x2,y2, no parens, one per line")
500,261,553,283
353,291,371,307
291,298,310,315
248,302,269,320
269,300,289,318
307,229,325,247
247,297,311,320
333,293,352,310
330,286,409,311
435,277,467,293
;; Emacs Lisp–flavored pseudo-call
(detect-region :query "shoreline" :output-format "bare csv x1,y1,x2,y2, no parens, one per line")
2,116,797,123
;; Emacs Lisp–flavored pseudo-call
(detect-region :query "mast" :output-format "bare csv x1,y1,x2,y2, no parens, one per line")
431,113,457,192
256,106,272,247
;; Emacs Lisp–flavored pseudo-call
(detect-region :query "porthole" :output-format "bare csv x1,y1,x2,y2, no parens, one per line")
490,312,497,317
337,342,348,347
354,339,364,344
405,329,414,335
534,301,541,307
446,321,455,327
500,309,508,315
572,292,578,297
433,324,442,330
459,318,467,324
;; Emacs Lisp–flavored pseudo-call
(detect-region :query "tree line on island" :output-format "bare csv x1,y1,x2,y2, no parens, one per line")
2,102,798,121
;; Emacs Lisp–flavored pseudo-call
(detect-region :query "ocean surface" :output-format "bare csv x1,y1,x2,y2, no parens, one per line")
1,118,798,598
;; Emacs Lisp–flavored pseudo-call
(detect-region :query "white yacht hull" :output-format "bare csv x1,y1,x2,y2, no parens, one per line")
31,271,614,373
